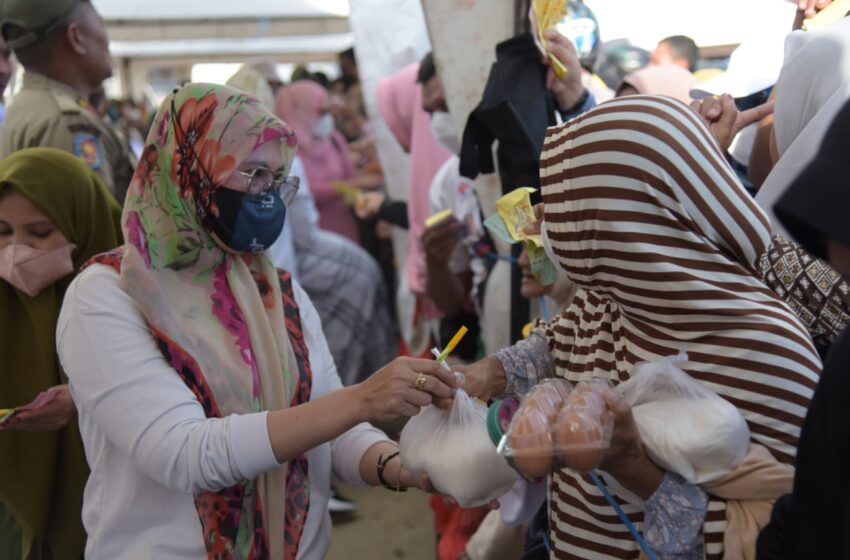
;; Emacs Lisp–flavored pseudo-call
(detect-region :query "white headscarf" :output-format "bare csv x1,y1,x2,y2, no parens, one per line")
757,16,850,237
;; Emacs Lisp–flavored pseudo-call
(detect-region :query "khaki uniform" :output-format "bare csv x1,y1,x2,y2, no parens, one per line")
0,72,135,203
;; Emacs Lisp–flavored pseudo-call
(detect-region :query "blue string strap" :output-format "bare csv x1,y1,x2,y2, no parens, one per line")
589,470,659,560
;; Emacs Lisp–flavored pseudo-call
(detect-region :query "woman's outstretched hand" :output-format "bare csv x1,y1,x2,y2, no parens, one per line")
1,385,76,432
354,358,460,423
451,356,507,404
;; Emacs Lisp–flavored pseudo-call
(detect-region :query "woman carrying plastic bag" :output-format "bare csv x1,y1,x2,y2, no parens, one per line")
454,96,820,559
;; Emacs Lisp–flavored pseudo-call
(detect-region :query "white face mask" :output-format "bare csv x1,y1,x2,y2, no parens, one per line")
540,221,565,272
312,113,335,139
430,111,462,155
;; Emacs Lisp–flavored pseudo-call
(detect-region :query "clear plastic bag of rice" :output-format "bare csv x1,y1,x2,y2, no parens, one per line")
400,389,518,507
616,353,750,484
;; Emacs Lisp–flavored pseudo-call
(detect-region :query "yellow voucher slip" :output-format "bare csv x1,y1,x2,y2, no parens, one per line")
804,0,850,31
425,209,454,228
533,0,569,78
330,181,363,207
495,187,542,246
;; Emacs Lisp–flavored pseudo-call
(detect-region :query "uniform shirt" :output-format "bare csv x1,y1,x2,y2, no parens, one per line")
0,72,134,203
56,264,391,559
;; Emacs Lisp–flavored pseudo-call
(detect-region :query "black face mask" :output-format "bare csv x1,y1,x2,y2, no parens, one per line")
206,187,286,254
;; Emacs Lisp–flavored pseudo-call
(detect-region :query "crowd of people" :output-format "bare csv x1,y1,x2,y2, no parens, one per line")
1,0,849,559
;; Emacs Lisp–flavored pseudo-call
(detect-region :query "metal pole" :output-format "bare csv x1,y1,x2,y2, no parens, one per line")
514,0,531,36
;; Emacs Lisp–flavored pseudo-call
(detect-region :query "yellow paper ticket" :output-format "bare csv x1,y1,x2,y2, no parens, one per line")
803,0,850,31
0,408,15,424
534,0,569,78
330,181,363,207
425,209,454,228
549,55,568,80
495,187,542,246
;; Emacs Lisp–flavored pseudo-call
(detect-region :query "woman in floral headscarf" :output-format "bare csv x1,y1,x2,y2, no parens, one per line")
228,66,398,386
56,83,456,559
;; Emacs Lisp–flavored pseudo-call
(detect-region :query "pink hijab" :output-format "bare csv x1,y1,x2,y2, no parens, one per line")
275,81,359,242
376,64,451,309
617,64,697,105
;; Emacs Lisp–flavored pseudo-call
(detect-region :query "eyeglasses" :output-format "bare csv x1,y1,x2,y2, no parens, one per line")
234,167,300,205
169,97,300,206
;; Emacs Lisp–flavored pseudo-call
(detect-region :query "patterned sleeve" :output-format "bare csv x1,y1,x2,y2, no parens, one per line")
493,333,555,397
643,473,709,560
760,235,850,350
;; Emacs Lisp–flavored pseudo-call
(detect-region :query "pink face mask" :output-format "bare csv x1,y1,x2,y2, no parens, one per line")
0,243,76,297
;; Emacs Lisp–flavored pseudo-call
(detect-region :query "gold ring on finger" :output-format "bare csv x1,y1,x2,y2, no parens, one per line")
414,373,427,391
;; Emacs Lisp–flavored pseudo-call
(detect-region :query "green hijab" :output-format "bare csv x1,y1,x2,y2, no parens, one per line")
0,148,122,559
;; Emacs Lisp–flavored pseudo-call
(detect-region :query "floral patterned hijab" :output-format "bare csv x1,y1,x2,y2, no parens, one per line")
119,83,306,559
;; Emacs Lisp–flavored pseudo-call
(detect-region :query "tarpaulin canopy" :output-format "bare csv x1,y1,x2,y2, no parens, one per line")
94,0,348,20
93,0,351,60
89,0,351,96
88,0,801,98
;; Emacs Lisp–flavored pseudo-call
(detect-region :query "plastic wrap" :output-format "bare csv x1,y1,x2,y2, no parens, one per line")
400,389,517,507
617,353,750,484
503,379,614,476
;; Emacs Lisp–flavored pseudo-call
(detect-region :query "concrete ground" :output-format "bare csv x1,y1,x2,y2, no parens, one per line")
327,480,436,560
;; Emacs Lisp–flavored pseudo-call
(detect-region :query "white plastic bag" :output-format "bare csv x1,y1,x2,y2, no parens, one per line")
616,353,750,484
400,389,518,507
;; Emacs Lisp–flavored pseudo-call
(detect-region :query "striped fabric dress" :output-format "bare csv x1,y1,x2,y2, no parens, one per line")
535,95,822,559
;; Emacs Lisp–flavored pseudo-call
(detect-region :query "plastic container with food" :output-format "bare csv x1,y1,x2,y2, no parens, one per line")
552,381,615,472
499,379,573,478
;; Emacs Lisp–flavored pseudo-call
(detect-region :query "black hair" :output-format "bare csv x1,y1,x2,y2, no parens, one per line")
416,52,437,85
339,47,355,62
309,72,330,89
661,35,699,72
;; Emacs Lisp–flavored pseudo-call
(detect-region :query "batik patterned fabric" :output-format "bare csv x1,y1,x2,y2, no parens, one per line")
535,95,821,559
295,229,398,384
92,83,309,559
761,235,850,350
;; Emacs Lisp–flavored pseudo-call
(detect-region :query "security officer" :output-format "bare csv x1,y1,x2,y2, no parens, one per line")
0,0,134,203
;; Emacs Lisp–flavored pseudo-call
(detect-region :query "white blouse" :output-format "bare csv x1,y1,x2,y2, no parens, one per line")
57,264,390,559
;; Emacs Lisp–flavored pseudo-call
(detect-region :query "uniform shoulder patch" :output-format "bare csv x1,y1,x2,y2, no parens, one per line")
73,133,103,170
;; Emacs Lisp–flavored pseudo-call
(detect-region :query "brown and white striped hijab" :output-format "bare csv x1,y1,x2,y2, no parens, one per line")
536,95,821,559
